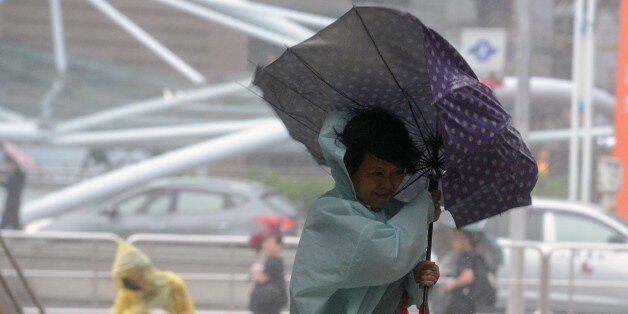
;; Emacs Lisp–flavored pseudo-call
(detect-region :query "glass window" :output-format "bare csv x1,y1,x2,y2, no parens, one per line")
554,213,622,243
176,190,226,214
142,194,171,215
114,194,150,215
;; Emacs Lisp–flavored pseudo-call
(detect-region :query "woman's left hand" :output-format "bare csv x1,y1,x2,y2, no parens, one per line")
414,260,440,287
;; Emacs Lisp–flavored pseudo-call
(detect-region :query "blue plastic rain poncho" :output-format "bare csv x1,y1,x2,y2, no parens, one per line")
289,111,435,313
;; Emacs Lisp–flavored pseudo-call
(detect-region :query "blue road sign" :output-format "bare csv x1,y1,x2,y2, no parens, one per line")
468,39,498,63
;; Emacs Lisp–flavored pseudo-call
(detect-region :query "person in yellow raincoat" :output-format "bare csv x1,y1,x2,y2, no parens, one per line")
111,241,196,314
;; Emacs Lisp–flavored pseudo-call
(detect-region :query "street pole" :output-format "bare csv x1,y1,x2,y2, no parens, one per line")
507,0,530,313
569,0,585,201
580,0,597,203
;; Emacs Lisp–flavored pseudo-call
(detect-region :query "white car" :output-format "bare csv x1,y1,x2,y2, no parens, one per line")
435,198,628,313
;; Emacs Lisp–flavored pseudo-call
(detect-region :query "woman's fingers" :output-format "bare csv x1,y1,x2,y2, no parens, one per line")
419,260,438,270
418,261,440,286
420,275,438,286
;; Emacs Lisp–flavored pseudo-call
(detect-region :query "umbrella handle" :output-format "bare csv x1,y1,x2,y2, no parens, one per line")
420,222,434,313
426,176,438,262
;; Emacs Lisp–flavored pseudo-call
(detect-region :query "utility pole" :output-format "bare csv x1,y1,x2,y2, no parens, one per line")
507,0,530,313
580,0,597,203
569,0,597,204
569,0,584,202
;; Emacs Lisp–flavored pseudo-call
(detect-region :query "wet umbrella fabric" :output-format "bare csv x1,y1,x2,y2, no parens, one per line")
253,5,537,312
253,6,537,227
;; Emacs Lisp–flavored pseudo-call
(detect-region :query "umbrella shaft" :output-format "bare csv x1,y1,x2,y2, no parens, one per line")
422,176,437,310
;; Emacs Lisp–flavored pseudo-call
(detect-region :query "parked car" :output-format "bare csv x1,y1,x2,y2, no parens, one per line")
25,177,301,237
433,198,628,313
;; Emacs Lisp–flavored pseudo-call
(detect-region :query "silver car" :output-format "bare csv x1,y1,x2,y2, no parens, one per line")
25,177,301,237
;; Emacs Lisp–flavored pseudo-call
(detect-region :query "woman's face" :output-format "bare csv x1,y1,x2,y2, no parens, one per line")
451,233,472,252
261,236,282,255
121,270,148,291
351,153,405,211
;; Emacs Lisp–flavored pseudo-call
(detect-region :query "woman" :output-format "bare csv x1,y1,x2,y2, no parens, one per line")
249,231,288,314
290,109,441,313
443,230,497,314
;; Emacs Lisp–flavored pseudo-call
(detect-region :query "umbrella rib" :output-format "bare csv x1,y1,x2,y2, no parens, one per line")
250,94,325,162
260,69,329,113
286,47,367,109
394,167,431,197
243,81,321,136
353,8,434,145
268,86,321,135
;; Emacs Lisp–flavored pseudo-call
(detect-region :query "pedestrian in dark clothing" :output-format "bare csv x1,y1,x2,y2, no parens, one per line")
0,157,25,230
249,231,288,314
443,230,480,314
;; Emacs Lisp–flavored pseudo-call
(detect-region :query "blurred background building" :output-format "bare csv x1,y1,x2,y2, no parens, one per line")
0,1,622,204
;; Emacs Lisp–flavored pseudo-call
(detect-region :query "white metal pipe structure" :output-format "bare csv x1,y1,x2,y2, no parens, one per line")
86,0,205,84
0,123,47,141
40,77,64,122
0,121,611,147
151,0,300,47
49,0,67,73
508,1,530,313
197,0,315,40
580,0,597,203
570,0,585,202
51,118,275,146
496,77,615,111
177,103,271,115
195,0,334,28
55,82,245,133
22,121,289,222
528,126,612,143
220,8,314,41
0,107,26,122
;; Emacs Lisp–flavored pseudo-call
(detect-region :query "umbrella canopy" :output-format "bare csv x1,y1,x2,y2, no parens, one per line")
253,6,537,227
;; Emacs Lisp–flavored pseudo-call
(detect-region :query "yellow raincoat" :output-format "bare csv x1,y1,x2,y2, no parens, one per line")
111,241,195,314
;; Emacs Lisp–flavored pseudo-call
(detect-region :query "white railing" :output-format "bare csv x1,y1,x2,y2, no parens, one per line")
125,233,299,310
0,230,122,310
1,230,628,313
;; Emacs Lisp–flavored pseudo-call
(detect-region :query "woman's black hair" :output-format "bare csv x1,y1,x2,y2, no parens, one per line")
336,108,421,177
266,230,283,245
455,230,478,248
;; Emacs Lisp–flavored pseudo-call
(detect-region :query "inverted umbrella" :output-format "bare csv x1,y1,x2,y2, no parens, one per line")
253,6,537,312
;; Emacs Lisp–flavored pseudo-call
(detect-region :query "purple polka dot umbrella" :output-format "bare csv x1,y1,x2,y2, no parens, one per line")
253,6,538,311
